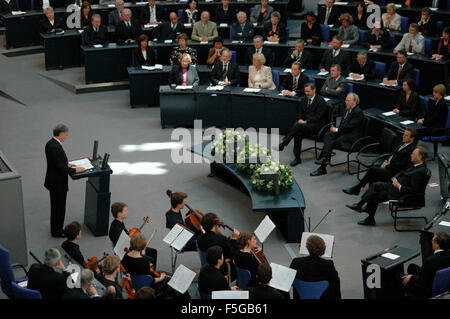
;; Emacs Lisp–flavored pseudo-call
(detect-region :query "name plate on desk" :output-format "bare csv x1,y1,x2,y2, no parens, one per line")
207,86,224,91
219,23,228,27
107,4,115,7
264,41,279,45
183,23,192,27
382,111,396,116
205,0,213,2
400,120,414,125
317,71,329,76
93,44,103,48
176,85,193,90
381,252,400,260
335,1,349,4
232,40,243,44
243,88,261,93
11,11,26,15
200,41,209,44
142,64,163,70
144,24,158,28
164,39,173,43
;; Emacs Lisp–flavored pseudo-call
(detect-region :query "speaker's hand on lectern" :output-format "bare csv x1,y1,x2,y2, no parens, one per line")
75,167,86,173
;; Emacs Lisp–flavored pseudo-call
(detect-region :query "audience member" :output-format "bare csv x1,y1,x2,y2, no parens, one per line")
246,35,273,66
347,51,376,80
116,9,141,44
394,23,424,54
248,52,276,89
232,11,255,41
133,34,156,67
170,33,197,65
210,49,240,86
207,36,228,66
382,3,401,31
318,0,339,25
169,53,199,87
182,0,199,24
283,39,312,69
158,11,185,41
393,78,421,119
364,20,392,50
337,13,359,45
432,27,450,60
383,50,415,86
108,0,124,26
320,64,348,100
247,264,284,299
214,0,236,24
191,11,218,42
39,6,65,34
263,11,286,43
301,12,321,45
319,36,351,72
250,0,273,24
84,14,108,46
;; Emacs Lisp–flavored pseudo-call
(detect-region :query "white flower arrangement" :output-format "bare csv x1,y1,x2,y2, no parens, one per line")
211,129,248,162
251,159,293,192
236,144,272,175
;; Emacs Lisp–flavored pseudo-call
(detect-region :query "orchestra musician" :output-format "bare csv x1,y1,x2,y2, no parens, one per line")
234,232,262,287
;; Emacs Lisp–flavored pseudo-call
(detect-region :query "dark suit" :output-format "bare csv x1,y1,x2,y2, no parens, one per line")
140,4,165,25
245,46,272,66
385,61,415,83
39,17,65,33
282,95,328,160
108,9,122,26
283,49,313,69
279,72,309,96
84,25,108,46
231,22,254,41
347,59,377,80
364,29,392,49
247,285,285,299
133,47,156,67
0,0,17,14
423,98,448,129
418,17,437,36
290,256,341,299
214,5,236,24
44,138,75,236
319,48,351,72
210,61,240,86
300,21,321,44
320,75,348,100
61,240,85,267
317,6,340,25
198,265,230,295
116,19,142,43
62,288,91,299
27,263,69,299
397,91,421,119
157,22,185,41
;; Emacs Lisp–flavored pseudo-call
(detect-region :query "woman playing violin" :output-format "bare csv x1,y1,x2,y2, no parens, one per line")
234,232,261,287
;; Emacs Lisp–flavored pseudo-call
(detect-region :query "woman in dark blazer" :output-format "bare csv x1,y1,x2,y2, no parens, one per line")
182,0,199,24
133,34,156,67
352,1,367,29
80,1,93,29
393,78,420,120
300,12,321,45
263,11,286,43
40,6,65,33
214,0,236,24
432,27,450,60
417,84,449,137
169,53,199,87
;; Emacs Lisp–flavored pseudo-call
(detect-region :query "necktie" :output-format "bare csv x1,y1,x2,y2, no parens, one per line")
222,63,228,81
408,40,413,52
388,144,407,163
397,64,403,80
172,24,176,30
325,8,331,24
127,21,130,29
292,76,298,91
307,98,311,110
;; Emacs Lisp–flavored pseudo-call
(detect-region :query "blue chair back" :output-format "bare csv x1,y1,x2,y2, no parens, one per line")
10,282,42,299
347,82,353,93
309,77,316,84
292,279,329,299
271,70,280,88
400,16,409,33
286,27,290,41
130,275,154,291
154,48,158,63
437,21,444,34
424,38,432,56
419,96,429,116
235,265,251,289
229,25,233,40
0,244,16,298
200,292,211,299
250,7,254,17
413,68,420,87
432,266,450,297
390,34,396,48
198,249,208,267
231,50,237,63
448,0,450,9
81,31,85,46
178,9,183,23
374,61,386,79
320,24,330,42
358,29,365,46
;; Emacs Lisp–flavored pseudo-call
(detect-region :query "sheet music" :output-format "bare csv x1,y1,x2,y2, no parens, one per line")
171,229,194,251
167,264,196,294
438,221,450,227
163,224,184,245
212,290,249,299
269,263,297,292
69,158,93,170
299,232,334,259
114,231,130,260
254,215,276,243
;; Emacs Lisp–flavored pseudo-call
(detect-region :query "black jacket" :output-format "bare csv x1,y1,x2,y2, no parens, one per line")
336,106,365,146
133,47,156,67
62,288,91,299
115,19,142,43
157,22,185,41
109,219,128,246
300,21,321,43
231,22,255,41
283,49,313,69
0,0,17,14
44,138,75,192
319,48,351,72
39,17,65,34
364,29,392,49
165,209,186,229
423,98,448,129
394,163,429,201
347,59,376,80
210,61,240,86
317,6,340,25
263,21,286,42
418,16,437,36
279,73,310,96
214,5,236,24
247,285,284,299
233,251,259,287
197,231,238,262
61,240,85,267
84,25,108,46
245,46,273,66
27,264,70,299
397,91,421,119
140,4,165,25
386,142,417,176
290,256,341,299
298,94,329,127
385,61,415,83
198,265,229,294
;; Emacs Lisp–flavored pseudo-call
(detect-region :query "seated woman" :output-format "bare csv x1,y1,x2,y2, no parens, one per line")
248,52,276,89
263,11,286,43
364,20,392,50
393,78,420,120
170,33,197,65
300,12,321,45
133,34,156,67
432,27,450,61
352,1,367,29
233,232,261,288
80,1,93,29
337,13,359,45
382,3,401,31
182,0,199,24
417,84,448,137
207,36,228,66
250,0,273,24
40,6,65,33
214,0,235,24
169,53,199,87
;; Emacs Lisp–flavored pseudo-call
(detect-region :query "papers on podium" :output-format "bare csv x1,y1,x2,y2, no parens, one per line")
254,215,276,243
207,86,224,91
93,44,103,48
176,85,193,90
11,11,26,15
168,264,196,294
269,263,296,292
400,120,414,125
382,111,396,116
69,158,93,170
163,223,194,251
114,231,130,260
299,232,334,259
317,71,329,76
141,64,163,71
243,88,261,93
381,252,400,260
212,290,249,299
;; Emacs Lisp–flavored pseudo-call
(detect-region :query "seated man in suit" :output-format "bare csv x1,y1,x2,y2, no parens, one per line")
62,269,99,299
318,0,340,25
279,61,309,97
417,7,436,36
140,0,164,25
191,11,218,42
40,6,65,34
84,14,108,46
319,36,351,72
116,9,142,44
247,264,284,299
401,232,450,299
283,39,313,69
232,11,254,41
383,50,415,86
0,0,18,14
311,92,364,176
320,64,348,100
278,82,328,167
347,51,377,80
343,127,418,196
108,0,124,26
290,235,341,299
210,49,240,86
198,246,238,295
347,146,429,226
245,35,272,66
27,248,70,299
394,23,425,55
157,11,185,41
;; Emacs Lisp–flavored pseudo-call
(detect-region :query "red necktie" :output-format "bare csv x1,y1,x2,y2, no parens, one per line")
397,65,403,80
408,41,413,52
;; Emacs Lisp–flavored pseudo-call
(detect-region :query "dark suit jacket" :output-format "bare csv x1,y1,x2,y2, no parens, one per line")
283,49,313,69
347,59,376,80
133,47,156,67
210,61,240,86
386,142,417,176
336,106,365,145
231,22,255,41
108,9,121,26
317,6,340,25
320,75,348,100
394,163,429,201
62,288,91,299
61,240,85,267
385,61,415,83
84,25,108,46
290,256,341,299
116,19,142,43
197,231,238,262
182,9,199,24
157,22,185,41
44,138,75,192
39,17,65,33
214,5,236,24
364,29,392,49
300,21,321,43
418,16,437,36
27,264,69,299
279,73,309,96
247,285,284,299
140,4,165,25
245,46,272,66
397,91,420,119
423,98,448,129
263,21,286,42
298,94,329,127
319,48,351,72
0,0,17,14
198,265,229,294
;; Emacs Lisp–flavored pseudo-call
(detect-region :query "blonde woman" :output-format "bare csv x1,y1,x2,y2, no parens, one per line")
382,3,401,31
248,52,276,89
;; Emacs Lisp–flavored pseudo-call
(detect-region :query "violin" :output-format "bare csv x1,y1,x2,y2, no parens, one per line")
85,252,108,272
225,259,231,286
150,265,160,278
128,216,150,238
251,247,269,264
120,264,136,299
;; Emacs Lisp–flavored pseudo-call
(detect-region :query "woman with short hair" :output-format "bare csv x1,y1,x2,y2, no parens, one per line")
169,53,199,87
248,52,276,89
170,33,197,65
263,11,286,42
337,13,359,45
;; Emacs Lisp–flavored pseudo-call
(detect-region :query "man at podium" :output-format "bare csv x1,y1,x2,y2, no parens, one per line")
44,124,85,237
